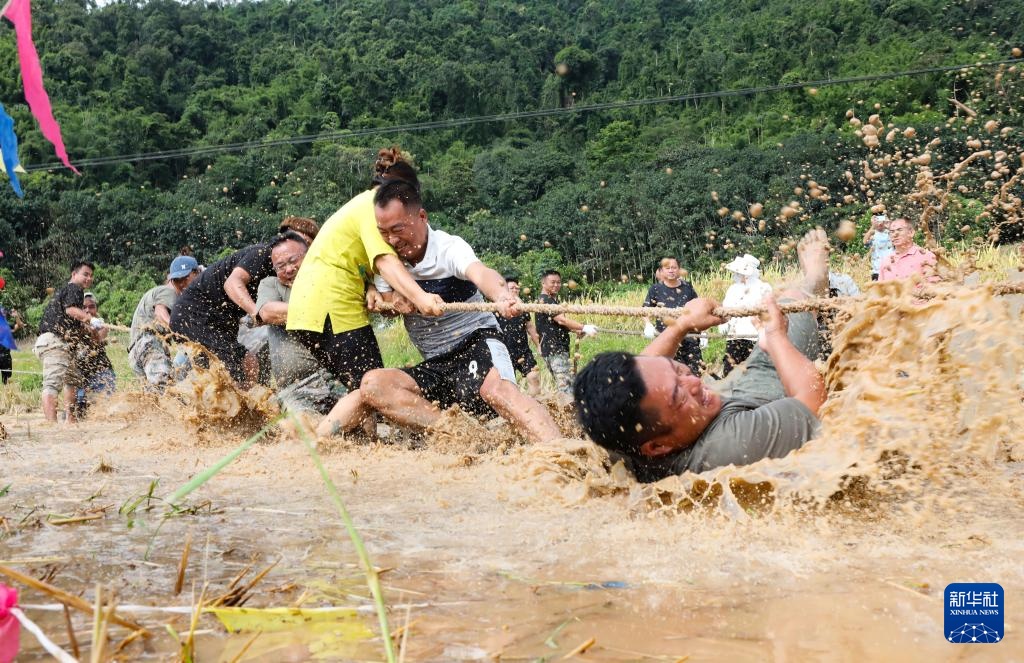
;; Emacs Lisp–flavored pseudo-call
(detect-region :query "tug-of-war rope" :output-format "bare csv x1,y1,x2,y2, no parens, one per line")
87,279,1024,345
375,279,1024,321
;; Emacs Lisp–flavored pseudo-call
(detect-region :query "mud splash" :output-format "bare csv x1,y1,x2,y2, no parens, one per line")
531,274,1024,520
168,361,279,441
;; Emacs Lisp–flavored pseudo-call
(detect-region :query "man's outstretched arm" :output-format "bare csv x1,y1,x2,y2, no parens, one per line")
464,262,515,317
642,298,724,358
758,296,826,415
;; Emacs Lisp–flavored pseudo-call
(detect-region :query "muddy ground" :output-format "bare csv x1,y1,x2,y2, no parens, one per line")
2,398,1022,662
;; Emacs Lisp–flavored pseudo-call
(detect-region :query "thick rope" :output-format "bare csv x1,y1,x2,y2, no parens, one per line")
376,280,1024,320
87,279,1024,339
594,326,758,339
375,298,827,319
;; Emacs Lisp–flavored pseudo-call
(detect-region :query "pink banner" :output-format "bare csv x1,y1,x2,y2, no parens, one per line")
0,584,19,663
2,0,79,174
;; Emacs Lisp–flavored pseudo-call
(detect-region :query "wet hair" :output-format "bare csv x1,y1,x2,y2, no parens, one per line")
541,269,561,281
278,216,320,240
574,352,654,456
372,146,420,191
269,230,309,249
374,179,422,211
71,261,94,275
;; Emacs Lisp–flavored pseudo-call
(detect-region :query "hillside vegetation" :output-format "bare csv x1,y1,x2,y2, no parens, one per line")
1,0,1022,314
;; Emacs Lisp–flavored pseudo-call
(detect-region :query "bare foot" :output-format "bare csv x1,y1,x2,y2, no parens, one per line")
360,413,379,443
280,410,319,442
797,227,831,296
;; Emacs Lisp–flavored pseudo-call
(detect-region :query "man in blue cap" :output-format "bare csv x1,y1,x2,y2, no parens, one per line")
128,255,201,390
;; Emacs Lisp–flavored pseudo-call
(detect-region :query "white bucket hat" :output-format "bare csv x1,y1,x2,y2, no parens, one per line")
725,253,760,277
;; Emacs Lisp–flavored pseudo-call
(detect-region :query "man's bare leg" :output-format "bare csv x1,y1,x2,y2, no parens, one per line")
479,369,561,444
316,389,374,438
63,385,78,424
360,368,442,430
242,352,260,389
41,392,58,422
797,227,831,297
525,368,541,396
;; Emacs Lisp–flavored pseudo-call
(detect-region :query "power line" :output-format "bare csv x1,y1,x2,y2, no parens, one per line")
23,57,1022,172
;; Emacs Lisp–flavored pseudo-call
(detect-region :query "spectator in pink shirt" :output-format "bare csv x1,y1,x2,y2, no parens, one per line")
878,217,938,283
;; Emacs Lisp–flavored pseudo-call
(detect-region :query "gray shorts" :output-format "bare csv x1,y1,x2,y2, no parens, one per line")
724,310,820,404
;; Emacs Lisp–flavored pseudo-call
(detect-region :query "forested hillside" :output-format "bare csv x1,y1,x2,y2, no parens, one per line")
1,0,1022,304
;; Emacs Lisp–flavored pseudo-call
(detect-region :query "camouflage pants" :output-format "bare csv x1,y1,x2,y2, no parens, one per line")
543,351,574,394
129,333,172,390
276,370,348,415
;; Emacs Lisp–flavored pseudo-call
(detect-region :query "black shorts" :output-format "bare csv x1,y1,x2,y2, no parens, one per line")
403,329,516,415
291,317,383,392
506,343,537,375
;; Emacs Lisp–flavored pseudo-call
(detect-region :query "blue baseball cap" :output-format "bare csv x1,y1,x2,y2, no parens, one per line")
169,255,199,279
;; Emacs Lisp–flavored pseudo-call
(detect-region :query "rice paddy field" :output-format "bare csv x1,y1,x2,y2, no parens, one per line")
2,244,1024,662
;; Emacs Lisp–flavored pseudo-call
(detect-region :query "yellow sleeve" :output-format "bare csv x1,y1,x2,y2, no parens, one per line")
358,205,394,274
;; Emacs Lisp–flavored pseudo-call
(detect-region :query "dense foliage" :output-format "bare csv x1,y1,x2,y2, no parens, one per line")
1,0,1022,320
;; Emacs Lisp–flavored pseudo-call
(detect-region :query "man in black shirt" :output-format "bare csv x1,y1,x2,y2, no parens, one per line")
33,261,98,422
642,257,703,375
170,235,302,385
534,269,596,395
496,276,541,395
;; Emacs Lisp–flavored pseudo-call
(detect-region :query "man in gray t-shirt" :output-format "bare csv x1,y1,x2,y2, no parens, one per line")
255,271,346,415
574,228,830,481
245,223,346,415
128,255,200,390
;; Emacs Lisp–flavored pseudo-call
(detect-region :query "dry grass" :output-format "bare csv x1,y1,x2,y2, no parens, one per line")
0,380,41,414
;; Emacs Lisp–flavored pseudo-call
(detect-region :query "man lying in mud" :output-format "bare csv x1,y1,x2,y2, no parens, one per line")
315,180,561,444
573,229,829,482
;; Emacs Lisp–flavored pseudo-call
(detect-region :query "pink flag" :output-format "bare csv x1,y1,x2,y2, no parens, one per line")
2,0,79,174
0,584,19,663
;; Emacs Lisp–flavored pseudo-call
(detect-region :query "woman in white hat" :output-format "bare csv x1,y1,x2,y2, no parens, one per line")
720,254,772,375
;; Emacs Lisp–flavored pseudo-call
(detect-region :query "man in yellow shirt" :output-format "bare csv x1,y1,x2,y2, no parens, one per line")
287,148,442,389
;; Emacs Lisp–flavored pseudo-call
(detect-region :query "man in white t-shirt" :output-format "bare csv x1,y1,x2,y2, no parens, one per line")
318,180,560,444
